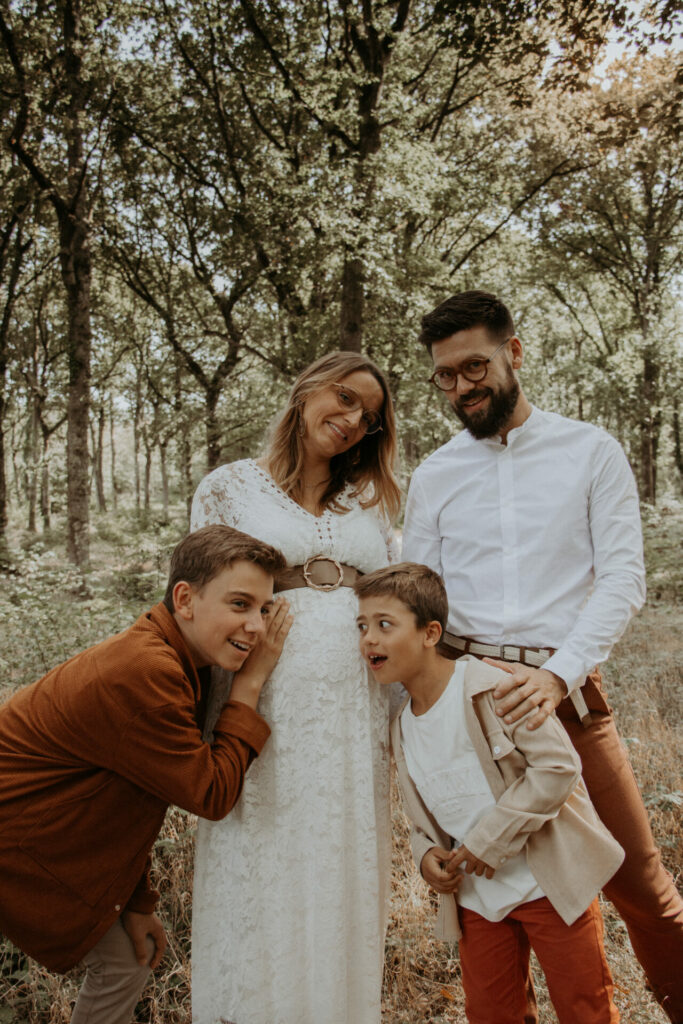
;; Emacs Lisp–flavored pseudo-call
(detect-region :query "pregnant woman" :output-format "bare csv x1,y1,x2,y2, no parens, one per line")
190,351,400,1024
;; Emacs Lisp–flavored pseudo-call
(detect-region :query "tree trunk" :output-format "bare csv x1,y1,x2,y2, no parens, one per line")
144,440,152,513
59,0,93,567
174,354,193,520
10,418,22,506
0,395,7,541
109,395,117,510
159,439,169,522
133,373,142,512
673,395,683,489
91,404,107,513
25,398,39,533
339,256,364,352
0,210,30,543
40,429,51,532
62,217,92,563
206,387,221,470
639,350,660,504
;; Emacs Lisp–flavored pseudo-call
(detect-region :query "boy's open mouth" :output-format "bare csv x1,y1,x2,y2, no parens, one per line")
228,639,251,653
368,654,387,668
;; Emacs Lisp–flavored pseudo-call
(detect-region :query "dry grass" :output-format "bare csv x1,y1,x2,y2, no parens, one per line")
0,510,681,1023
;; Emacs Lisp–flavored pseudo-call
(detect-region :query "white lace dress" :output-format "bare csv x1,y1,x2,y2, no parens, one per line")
190,459,396,1024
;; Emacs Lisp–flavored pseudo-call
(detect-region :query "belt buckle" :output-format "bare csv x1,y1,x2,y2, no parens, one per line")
302,555,344,592
502,645,522,662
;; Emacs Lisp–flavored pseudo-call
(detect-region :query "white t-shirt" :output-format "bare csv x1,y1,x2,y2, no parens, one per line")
400,661,544,921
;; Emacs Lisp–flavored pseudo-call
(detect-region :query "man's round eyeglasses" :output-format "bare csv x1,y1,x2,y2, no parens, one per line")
331,383,383,435
428,337,512,392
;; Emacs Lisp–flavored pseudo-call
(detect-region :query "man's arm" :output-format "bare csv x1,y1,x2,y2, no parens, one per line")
492,436,645,729
402,473,443,574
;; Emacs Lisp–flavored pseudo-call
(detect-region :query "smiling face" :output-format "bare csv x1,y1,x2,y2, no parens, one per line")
357,594,437,687
431,326,524,440
173,560,275,670
300,370,384,463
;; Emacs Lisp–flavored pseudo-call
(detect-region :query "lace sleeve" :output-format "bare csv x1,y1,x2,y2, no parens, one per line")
190,464,240,531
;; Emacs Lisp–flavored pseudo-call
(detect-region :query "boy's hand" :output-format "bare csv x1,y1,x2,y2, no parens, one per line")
447,844,496,879
420,846,465,894
487,659,566,731
230,598,293,709
121,909,167,968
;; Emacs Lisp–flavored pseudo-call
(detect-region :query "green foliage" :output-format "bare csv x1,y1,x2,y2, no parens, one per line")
1,0,682,558
641,501,683,603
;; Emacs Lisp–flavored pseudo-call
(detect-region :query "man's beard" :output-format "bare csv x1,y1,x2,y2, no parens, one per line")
453,368,520,439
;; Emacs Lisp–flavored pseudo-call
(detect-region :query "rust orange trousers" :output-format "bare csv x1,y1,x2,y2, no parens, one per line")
557,670,683,1023
459,896,619,1024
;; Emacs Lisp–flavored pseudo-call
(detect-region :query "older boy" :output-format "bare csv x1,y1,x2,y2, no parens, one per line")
0,524,291,1024
356,562,624,1024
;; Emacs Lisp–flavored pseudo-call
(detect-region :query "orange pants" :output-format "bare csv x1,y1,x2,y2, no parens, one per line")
459,897,619,1024
558,676,683,1023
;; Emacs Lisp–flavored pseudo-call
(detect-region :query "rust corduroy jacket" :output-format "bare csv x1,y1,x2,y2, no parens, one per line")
0,603,269,973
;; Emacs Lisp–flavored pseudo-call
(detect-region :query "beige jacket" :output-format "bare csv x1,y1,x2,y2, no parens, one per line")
391,656,624,941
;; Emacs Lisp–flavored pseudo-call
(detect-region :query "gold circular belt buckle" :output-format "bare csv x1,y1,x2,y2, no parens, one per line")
302,555,344,591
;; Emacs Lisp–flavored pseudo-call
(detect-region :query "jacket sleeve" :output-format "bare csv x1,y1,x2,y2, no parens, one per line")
93,658,271,820
410,823,442,876
463,704,581,869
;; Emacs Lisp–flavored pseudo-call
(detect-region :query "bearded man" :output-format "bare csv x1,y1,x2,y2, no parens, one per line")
402,289,683,1023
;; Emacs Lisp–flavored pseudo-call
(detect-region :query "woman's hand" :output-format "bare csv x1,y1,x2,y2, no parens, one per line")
230,598,293,708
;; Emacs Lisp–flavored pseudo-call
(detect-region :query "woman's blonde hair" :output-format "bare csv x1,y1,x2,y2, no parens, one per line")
265,351,400,519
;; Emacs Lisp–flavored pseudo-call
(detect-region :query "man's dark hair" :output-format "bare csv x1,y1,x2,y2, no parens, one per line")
163,525,286,612
419,290,515,353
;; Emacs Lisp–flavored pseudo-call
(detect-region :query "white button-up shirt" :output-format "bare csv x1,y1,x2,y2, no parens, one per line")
402,406,646,693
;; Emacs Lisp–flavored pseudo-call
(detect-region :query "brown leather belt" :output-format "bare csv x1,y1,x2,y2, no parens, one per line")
439,630,592,728
275,555,363,593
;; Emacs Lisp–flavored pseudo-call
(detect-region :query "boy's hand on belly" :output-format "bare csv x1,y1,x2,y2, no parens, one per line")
448,844,495,879
421,846,466,894
231,598,293,707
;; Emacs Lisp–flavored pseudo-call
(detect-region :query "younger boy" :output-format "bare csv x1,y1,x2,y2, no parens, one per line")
355,562,624,1024
0,524,291,1024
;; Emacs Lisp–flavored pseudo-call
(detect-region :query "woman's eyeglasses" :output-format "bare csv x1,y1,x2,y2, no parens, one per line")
331,383,383,435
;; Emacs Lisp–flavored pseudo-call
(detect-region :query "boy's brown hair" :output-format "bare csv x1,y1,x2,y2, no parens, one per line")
163,525,287,612
354,561,448,631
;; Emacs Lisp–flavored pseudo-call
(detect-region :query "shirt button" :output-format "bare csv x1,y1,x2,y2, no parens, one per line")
114,904,121,912
500,857,507,863
493,745,501,754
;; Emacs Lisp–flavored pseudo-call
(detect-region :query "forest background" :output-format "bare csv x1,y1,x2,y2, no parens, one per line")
0,0,682,1022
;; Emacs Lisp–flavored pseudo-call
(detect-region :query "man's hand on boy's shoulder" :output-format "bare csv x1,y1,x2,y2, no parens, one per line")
230,598,294,709
487,659,567,731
